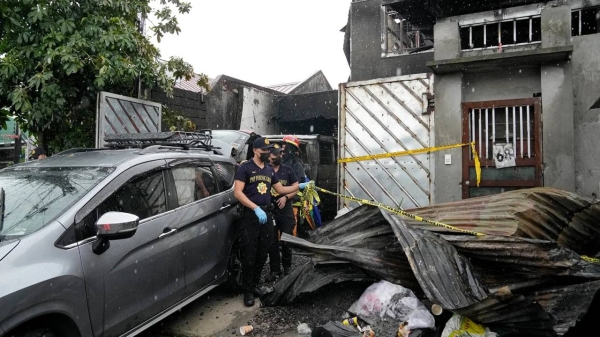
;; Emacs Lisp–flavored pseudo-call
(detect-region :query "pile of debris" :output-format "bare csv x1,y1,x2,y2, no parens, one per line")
262,188,600,336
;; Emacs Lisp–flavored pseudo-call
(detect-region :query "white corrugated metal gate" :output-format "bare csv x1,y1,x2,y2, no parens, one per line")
96,92,162,148
338,74,434,211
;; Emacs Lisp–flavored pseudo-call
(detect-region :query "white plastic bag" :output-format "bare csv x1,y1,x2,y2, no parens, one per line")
441,315,498,337
348,280,435,330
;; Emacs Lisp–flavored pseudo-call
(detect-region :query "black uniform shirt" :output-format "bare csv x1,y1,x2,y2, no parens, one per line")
270,164,298,211
235,159,279,207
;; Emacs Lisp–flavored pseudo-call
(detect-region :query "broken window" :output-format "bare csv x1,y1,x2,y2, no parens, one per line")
572,7,600,36
383,7,431,55
460,17,541,50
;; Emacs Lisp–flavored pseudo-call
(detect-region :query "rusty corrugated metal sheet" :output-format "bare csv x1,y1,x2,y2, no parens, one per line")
382,211,488,310
270,190,600,335
440,235,600,279
405,188,600,255
528,280,600,335
262,260,376,306
281,234,419,290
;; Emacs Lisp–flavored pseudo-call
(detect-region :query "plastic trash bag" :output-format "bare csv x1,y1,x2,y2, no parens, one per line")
348,280,435,330
441,315,498,337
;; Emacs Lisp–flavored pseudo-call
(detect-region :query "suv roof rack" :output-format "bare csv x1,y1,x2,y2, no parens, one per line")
104,131,214,150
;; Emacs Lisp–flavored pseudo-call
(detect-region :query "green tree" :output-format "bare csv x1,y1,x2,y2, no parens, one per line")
0,0,209,151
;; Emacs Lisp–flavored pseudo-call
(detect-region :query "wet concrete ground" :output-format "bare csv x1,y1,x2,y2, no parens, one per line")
139,286,263,337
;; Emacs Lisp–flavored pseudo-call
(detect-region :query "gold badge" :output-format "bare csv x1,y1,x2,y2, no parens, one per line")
265,139,270,144
271,187,279,197
257,182,267,194
274,144,280,149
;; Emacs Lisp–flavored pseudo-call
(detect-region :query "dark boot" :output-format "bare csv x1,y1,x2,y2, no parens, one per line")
254,287,267,297
265,271,281,282
283,266,290,275
244,291,254,307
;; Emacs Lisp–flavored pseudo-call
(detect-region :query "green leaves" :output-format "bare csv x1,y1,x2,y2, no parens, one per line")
0,0,205,152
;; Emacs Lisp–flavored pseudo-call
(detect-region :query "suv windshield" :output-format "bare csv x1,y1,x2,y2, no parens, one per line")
212,131,249,148
0,166,113,241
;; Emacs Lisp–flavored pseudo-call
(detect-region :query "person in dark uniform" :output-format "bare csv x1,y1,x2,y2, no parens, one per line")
29,146,48,160
266,144,298,282
233,137,311,307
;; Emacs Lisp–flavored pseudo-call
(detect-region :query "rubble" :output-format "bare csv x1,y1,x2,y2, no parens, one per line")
263,188,600,336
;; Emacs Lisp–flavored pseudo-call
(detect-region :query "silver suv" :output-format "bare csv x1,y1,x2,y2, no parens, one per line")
0,132,242,337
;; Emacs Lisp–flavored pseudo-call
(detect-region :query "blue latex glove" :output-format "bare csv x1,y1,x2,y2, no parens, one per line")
253,207,267,224
299,181,314,190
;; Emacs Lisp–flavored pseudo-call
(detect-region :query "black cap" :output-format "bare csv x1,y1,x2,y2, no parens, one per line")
252,137,274,150
29,147,47,160
270,143,282,155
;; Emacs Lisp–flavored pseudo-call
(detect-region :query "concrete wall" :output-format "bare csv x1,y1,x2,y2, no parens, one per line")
349,0,433,81
572,34,600,198
541,62,575,191
205,75,281,131
431,3,583,200
238,87,280,135
463,68,541,102
539,5,575,192
151,88,207,130
278,91,338,122
434,21,460,61
433,73,464,203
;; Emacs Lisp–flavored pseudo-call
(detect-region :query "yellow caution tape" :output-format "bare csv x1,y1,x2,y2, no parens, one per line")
582,255,600,263
338,142,481,187
470,142,481,188
314,186,485,236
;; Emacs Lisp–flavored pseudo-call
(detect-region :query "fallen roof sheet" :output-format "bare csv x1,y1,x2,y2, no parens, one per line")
529,280,600,336
261,260,375,307
439,234,600,278
403,188,600,255
267,188,600,335
382,211,488,310
281,234,419,290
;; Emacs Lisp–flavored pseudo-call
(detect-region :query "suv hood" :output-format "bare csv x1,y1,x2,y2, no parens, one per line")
0,239,19,262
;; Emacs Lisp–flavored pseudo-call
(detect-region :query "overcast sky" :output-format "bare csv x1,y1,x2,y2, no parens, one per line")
151,0,351,88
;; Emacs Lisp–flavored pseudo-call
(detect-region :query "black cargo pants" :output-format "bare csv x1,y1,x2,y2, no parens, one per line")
268,208,295,273
238,207,274,293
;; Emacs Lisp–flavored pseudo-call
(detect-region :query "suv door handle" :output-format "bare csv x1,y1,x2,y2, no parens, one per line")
220,203,232,212
158,228,177,239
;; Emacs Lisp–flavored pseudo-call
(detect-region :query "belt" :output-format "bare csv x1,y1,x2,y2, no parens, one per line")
246,205,275,212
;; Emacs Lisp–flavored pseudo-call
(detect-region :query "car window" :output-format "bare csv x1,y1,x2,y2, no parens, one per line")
214,161,235,189
0,167,113,241
171,165,218,208
76,170,167,241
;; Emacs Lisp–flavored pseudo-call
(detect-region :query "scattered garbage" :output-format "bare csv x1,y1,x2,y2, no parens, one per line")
264,188,600,336
348,281,435,331
441,315,497,337
318,321,360,337
361,328,375,337
342,317,359,326
239,325,254,335
298,322,313,335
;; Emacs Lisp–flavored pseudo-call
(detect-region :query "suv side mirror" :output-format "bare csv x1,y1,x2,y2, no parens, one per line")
92,212,139,255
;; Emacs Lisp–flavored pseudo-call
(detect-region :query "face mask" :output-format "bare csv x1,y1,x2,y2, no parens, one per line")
271,157,282,166
259,152,270,163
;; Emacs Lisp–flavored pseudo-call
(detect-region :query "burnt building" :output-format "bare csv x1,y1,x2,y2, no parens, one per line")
153,70,337,137
343,0,600,203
